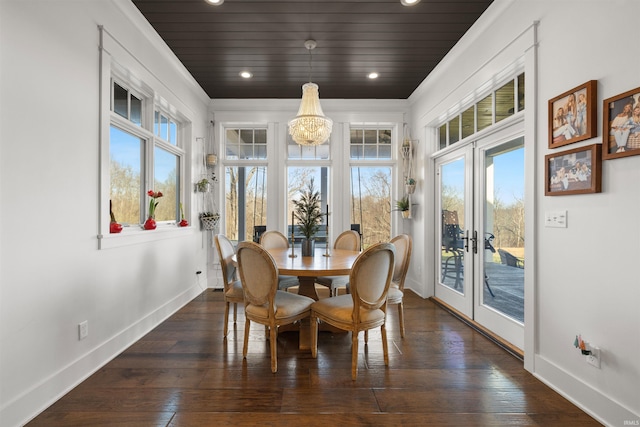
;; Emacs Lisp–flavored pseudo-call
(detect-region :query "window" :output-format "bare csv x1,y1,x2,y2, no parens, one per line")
349,126,393,248
437,73,525,149
223,127,268,242
109,79,185,228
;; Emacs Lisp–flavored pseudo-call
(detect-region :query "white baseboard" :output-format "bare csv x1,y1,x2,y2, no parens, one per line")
2,285,202,427
534,354,639,427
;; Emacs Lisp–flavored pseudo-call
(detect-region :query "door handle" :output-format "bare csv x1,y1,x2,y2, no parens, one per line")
470,230,478,254
462,230,469,252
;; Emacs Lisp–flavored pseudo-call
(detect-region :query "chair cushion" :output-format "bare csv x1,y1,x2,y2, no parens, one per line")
311,294,385,324
225,280,244,300
386,286,403,304
246,290,313,321
278,275,300,290
315,275,349,287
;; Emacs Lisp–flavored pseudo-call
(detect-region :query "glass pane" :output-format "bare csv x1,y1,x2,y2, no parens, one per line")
477,93,493,131
350,128,363,143
517,73,525,112
130,94,142,126
239,145,253,159
350,145,363,159
483,138,525,323
254,129,267,144
439,124,447,149
349,166,391,249
154,111,160,136
461,106,475,139
113,82,128,119
440,158,465,293
288,167,329,248
379,129,391,145
225,166,268,243
364,130,377,144
226,129,239,159
288,134,329,160
160,114,168,140
169,121,177,145
449,116,460,144
254,144,267,159
363,145,377,159
240,129,253,144
109,126,142,225
495,80,515,123
153,147,178,222
378,145,392,159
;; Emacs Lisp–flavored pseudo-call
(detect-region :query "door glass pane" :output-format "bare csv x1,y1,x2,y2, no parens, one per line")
288,167,329,248
440,158,466,293
350,166,391,249
483,138,525,323
224,166,267,243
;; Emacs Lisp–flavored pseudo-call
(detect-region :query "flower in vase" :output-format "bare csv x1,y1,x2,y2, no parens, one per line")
147,190,163,219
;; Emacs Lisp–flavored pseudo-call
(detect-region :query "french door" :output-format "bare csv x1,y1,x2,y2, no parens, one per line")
435,124,525,349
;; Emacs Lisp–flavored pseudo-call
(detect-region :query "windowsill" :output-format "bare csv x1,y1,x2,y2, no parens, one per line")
98,223,196,249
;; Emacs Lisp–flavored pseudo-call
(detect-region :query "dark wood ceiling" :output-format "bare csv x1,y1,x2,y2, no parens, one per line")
132,0,494,99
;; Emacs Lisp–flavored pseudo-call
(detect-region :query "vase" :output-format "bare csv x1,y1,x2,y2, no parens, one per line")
144,217,156,230
301,238,315,256
178,219,189,227
110,222,123,233
401,210,410,219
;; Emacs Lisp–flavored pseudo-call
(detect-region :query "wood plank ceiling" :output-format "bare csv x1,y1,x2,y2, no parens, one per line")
131,0,494,99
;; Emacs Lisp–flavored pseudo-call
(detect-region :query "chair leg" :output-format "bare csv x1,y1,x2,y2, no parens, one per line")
351,330,359,380
397,301,405,338
233,303,238,322
269,325,278,373
243,319,250,358
485,275,495,297
310,315,318,358
381,324,389,366
223,301,230,338
364,329,368,344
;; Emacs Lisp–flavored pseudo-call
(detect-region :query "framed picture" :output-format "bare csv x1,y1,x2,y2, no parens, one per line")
602,86,640,160
545,144,601,196
548,80,597,149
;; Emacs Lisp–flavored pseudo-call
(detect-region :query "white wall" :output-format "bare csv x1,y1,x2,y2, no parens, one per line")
0,1,211,425
408,0,639,425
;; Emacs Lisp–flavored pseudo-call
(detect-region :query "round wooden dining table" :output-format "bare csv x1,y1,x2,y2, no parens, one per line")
266,246,361,300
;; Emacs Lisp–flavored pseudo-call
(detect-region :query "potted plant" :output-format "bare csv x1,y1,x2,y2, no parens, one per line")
395,196,411,219
199,211,220,230
292,178,324,256
405,177,416,194
195,178,210,192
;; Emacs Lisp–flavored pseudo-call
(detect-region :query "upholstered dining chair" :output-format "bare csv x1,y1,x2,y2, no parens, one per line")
310,242,395,380
214,234,245,338
259,230,300,290
236,241,314,373
386,234,412,338
315,230,361,296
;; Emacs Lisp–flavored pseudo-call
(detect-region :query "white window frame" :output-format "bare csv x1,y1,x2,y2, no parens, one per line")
98,28,193,249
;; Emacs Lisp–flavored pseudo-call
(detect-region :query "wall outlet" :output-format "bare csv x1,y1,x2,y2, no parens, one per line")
78,321,88,340
586,347,600,368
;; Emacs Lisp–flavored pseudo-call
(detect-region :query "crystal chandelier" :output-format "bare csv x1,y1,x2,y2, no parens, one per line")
288,40,333,146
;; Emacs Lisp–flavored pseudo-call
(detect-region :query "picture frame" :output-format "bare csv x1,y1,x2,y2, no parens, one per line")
602,86,640,160
548,80,597,149
545,144,601,196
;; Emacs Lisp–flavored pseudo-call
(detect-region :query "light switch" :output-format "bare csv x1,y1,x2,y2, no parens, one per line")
545,210,567,228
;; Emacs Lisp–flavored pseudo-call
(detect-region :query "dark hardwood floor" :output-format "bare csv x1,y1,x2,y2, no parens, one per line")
28,290,600,426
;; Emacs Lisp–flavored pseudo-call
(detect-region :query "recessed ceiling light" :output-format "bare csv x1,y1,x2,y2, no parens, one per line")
368,72,379,79
240,71,253,79
400,0,421,6
205,0,224,6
